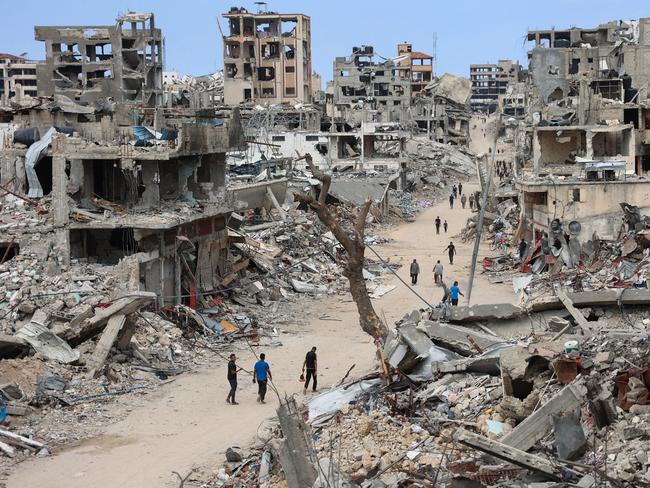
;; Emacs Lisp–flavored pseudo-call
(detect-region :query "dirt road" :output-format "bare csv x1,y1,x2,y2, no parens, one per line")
8,183,514,488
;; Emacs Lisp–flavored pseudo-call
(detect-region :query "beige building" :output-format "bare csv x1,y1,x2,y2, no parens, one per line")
396,43,433,96
0,54,38,103
222,7,312,105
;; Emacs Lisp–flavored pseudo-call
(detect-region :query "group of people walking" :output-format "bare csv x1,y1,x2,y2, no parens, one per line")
448,182,475,210
226,347,318,405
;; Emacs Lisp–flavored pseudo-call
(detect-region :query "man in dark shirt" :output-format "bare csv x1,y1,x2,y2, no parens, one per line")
434,216,441,234
226,353,239,405
302,347,318,393
444,241,457,265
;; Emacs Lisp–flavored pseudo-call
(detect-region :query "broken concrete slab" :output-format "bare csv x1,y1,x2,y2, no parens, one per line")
0,335,30,359
453,428,562,480
290,279,327,294
447,303,524,323
417,320,505,356
432,356,500,375
552,408,586,460
85,314,127,378
555,288,594,334
62,292,156,346
502,383,587,452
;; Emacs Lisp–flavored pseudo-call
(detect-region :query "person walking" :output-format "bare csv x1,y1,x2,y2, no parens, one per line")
433,260,444,285
226,353,241,405
449,193,455,209
410,259,420,285
469,194,475,210
444,242,457,265
450,281,464,306
443,220,448,233
253,353,272,404
458,182,463,195
302,347,318,393
435,216,441,235
461,194,467,209
518,239,528,261
452,184,458,199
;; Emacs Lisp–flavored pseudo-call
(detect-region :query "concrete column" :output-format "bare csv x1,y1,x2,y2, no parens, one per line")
139,161,160,209
52,156,69,226
68,159,84,195
586,130,594,160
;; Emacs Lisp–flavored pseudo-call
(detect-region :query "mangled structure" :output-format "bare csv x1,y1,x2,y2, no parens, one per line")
221,7,313,105
35,13,164,107
517,18,650,244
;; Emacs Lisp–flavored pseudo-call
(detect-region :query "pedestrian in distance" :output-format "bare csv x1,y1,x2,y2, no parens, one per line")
226,353,242,405
452,184,458,199
469,194,475,210
253,353,272,404
518,239,528,261
444,241,456,265
302,347,318,393
443,220,448,233
461,194,467,209
458,182,463,195
450,280,464,306
435,216,441,235
433,260,444,285
449,193,454,209
410,259,420,285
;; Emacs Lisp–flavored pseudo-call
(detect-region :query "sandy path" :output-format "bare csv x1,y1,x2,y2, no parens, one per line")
375,182,515,325
8,182,514,488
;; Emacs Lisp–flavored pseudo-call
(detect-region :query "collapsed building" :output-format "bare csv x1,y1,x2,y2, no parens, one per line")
34,13,164,107
517,18,650,242
327,45,411,126
221,6,313,105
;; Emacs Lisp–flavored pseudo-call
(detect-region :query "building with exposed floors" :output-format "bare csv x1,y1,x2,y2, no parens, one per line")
35,12,164,106
0,54,39,103
221,7,312,105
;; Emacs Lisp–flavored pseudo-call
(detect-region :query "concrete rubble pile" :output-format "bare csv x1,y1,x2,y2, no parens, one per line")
215,299,650,488
229,207,401,302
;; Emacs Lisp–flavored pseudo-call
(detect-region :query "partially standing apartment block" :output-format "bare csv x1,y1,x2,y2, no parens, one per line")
35,12,163,106
222,6,312,105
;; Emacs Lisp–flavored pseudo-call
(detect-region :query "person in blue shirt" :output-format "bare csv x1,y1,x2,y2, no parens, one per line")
253,353,272,404
450,281,464,306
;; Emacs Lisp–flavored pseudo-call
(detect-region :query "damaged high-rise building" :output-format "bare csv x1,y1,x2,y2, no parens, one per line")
221,6,312,105
35,12,164,106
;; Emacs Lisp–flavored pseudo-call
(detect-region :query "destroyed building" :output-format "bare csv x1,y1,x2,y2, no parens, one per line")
470,60,524,114
517,18,650,242
395,42,434,96
1,101,246,305
0,54,39,104
34,13,164,107
221,7,313,105
328,45,411,126
411,72,472,145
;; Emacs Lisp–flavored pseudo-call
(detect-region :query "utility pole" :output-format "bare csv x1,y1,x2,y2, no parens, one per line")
466,116,501,304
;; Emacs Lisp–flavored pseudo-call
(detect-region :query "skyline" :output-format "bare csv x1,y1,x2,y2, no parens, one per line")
2,0,649,88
